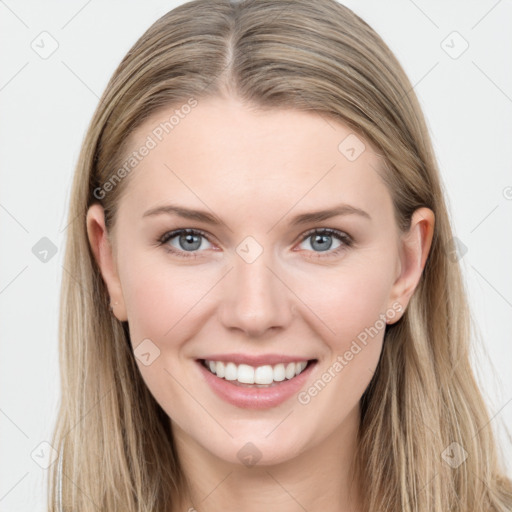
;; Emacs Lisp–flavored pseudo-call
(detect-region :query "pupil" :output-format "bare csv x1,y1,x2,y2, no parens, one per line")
181,233,201,251
312,234,332,252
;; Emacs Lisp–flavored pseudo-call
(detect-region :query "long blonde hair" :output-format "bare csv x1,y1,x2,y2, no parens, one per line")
48,0,512,510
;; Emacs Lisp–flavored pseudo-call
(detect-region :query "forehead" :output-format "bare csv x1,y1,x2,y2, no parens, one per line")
117,96,392,227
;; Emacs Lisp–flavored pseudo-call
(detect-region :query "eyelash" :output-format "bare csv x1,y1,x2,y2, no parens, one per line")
157,227,353,260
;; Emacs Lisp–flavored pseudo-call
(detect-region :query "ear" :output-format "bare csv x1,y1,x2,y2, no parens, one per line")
387,207,435,324
86,203,128,321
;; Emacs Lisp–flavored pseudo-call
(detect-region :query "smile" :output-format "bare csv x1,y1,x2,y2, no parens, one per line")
196,356,318,409
201,359,312,387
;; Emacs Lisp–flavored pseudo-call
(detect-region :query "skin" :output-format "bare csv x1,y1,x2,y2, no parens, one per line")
87,95,434,512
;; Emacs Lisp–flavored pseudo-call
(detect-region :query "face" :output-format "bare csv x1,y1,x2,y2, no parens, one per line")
87,95,433,467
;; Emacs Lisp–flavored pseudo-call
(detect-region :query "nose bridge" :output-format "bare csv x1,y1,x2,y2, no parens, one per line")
218,235,293,336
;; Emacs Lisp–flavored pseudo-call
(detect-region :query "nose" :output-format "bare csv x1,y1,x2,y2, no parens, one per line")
217,248,295,338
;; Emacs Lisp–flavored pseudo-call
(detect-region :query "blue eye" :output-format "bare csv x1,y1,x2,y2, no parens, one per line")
297,228,353,258
157,227,353,259
158,229,212,258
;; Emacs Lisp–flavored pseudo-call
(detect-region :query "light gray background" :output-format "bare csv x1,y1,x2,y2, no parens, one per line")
1,1,511,510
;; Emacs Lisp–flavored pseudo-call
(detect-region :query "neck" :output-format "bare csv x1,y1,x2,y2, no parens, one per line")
171,405,363,512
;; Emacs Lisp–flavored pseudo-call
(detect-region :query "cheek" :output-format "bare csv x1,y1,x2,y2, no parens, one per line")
292,260,392,402
119,253,205,343
116,256,207,420
299,260,393,349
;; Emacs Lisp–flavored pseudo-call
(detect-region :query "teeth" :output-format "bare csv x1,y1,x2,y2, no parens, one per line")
285,362,296,379
204,359,309,385
216,361,226,378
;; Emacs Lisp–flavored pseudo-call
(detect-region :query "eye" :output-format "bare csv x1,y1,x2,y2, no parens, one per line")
157,227,353,260
158,228,214,259
296,228,353,258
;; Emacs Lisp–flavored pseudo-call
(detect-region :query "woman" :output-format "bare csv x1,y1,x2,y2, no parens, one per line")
48,0,512,510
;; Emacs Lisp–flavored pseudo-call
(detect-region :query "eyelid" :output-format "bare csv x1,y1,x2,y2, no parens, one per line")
158,226,353,258
294,227,353,255
158,228,217,248
298,227,352,243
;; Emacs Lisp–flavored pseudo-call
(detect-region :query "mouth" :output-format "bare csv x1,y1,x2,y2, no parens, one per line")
196,356,319,409
198,358,318,388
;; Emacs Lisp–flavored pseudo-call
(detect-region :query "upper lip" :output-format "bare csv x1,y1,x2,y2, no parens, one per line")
198,353,315,367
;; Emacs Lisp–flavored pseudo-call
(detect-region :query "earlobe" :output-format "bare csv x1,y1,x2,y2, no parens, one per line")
387,207,435,323
86,204,128,322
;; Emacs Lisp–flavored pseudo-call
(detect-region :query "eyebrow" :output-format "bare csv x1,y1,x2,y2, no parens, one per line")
142,203,371,225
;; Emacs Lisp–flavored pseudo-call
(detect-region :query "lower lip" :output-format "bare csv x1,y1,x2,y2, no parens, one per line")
196,360,317,409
